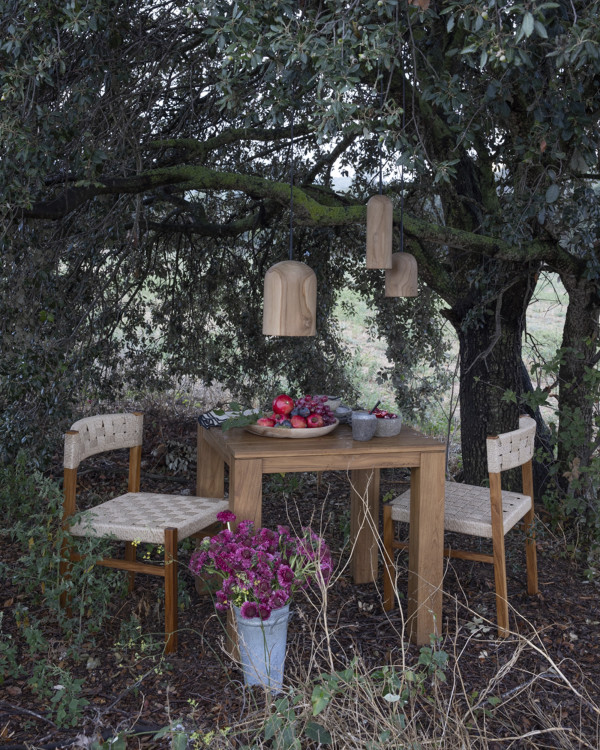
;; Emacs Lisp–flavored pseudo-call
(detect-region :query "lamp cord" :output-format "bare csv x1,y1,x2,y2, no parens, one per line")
400,66,405,253
289,103,294,261
378,65,383,195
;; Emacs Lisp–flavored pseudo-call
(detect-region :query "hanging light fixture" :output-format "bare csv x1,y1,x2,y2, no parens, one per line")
366,194,393,269
263,259,317,336
366,74,393,270
385,252,418,296
262,88,317,337
385,64,418,298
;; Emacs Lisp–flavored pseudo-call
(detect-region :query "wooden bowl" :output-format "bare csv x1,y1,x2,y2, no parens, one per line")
245,419,339,439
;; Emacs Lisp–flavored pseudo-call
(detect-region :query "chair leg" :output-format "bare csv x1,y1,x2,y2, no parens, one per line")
491,527,509,638
523,507,538,595
124,542,136,593
489,475,509,637
164,527,178,654
382,504,395,611
521,460,538,596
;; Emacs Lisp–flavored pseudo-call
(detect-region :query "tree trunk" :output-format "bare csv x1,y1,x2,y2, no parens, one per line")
520,360,556,499
555,272,600,504
447,274,537,486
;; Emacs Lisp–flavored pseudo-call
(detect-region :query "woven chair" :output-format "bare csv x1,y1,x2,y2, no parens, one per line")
61,412,228,653
383,415,538,636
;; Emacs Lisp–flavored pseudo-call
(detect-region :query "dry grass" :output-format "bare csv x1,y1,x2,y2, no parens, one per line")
158,489,600,750
178,590,600,749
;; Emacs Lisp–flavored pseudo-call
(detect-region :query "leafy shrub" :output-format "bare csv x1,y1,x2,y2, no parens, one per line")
0,452,125,726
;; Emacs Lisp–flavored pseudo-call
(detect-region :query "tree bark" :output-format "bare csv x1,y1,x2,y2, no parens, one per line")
556,272,600,495
520,360,556,499
446,273,537,486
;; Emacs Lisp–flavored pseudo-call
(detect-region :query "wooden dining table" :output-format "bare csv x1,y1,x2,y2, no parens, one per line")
196,421,446,645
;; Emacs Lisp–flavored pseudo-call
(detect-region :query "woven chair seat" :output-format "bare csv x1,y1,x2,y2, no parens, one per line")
70,493,229,545
390,482,532,539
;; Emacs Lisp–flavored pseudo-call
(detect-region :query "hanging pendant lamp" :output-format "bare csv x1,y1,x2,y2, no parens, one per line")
366,194,393,269
385,252,418,297
384,65,418,298
263,260,317,336
366,73,392,270
262,96,317,336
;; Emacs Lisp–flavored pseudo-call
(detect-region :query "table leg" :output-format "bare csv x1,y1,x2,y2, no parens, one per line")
350,468,380,584
226,457,263,661
196,426,225,497
228,458,263,528
407,451,445,645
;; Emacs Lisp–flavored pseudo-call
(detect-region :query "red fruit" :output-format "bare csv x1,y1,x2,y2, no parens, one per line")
256,417,276,427
291,415,307,428
272,393,294,416
307,413,324,428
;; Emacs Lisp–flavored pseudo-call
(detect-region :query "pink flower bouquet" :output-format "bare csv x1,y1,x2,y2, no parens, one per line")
189,511,332,619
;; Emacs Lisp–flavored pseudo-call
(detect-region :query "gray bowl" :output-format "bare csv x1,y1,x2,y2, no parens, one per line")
374,416,402,437
334,405,352,424
351,411,377,441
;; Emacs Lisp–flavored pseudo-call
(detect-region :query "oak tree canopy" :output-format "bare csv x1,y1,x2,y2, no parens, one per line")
1,1,599,524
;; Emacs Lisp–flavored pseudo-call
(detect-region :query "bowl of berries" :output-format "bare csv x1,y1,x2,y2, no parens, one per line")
372,408,402,437
246,394,339,438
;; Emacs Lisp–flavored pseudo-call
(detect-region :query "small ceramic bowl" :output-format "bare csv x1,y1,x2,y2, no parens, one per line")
374,415,402,437
334,405,352,424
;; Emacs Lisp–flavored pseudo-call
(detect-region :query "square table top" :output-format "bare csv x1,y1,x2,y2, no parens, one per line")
201,422,446,461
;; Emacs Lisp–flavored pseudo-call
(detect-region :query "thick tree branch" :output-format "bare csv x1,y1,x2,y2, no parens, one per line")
20,163,580,273
145,201,281,237
149,123,313,161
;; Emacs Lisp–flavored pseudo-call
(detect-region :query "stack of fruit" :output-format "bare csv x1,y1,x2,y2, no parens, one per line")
372,407,398,420
256,394,337,429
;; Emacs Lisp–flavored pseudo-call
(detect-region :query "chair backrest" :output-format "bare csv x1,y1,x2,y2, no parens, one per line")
64,413,144,469
486,415,536,474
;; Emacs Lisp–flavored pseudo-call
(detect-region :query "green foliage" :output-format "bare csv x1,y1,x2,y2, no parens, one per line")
115,615,163,658
514,346,600,553
265,472,306,499
1,0,599,524
0,610,20,685
3,455,118,635
30,661,90,728
140,649,451,749
263,696,302,750
91,735,127,750
0,452,128,727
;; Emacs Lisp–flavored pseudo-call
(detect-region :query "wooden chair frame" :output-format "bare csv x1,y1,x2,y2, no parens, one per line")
383,415,538,637
61,412,224,653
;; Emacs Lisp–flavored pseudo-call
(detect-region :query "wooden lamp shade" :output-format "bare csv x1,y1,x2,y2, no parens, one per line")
385,252,418,297
262,260,317,336
366,195,393,269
